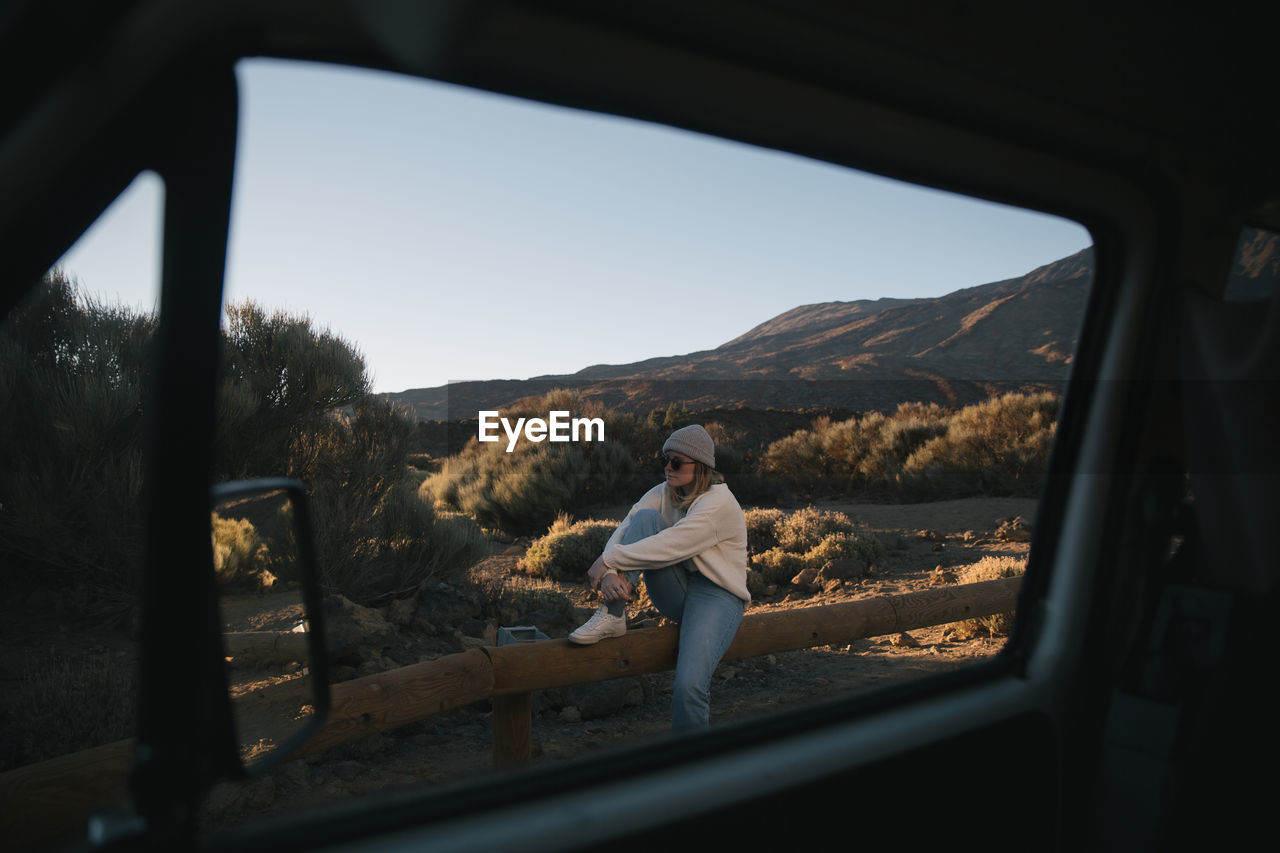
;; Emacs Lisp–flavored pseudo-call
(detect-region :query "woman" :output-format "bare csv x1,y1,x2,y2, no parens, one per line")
569,423,749,731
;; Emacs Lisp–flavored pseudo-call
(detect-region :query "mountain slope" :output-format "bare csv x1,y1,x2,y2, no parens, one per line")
387,248,1095,420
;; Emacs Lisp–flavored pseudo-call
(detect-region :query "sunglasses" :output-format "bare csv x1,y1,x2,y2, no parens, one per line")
663,455,698,471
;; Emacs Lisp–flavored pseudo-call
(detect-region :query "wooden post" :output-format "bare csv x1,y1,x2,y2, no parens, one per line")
222,631,311,665
0,738,134,850
481,576,1023,696
297,647,494,756
492,692,533,768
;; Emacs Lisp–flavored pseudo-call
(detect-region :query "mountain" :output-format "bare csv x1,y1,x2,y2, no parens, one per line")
387,248,1097,421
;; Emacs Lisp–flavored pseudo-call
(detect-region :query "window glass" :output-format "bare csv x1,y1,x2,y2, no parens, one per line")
0,173,162,834
1223,226,1280,302
200,57,1093,824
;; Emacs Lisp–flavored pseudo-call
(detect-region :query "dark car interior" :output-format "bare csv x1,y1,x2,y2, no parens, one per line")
2,2,1276,850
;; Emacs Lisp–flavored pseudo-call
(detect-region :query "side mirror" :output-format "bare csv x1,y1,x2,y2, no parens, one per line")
211,479,329,776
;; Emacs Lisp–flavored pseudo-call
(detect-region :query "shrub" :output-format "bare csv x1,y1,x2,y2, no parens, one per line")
1,275,447,616
802,532,881,567
749,546,808,586
519,517,618,581
900,392,1058,499
759,427,829,493
775,507,856,551
420,395,638,535
746,507,883,592
947,555,1027,638
217,301,369,479
406,453,439,472
211,513,272,591
759,393,1057,501
743,507,786,554
320,478,488,606
484,574,577,626
0,272,152,621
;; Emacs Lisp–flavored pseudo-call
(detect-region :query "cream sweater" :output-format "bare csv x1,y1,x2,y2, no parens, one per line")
601,482,750,602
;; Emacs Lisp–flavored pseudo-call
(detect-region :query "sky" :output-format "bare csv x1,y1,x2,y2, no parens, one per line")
57,59,1091,395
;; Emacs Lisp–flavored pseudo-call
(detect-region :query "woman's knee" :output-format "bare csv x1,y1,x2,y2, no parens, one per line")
631,508,663,529
620,508,664,544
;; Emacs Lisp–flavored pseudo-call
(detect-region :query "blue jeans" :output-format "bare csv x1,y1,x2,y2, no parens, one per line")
618,508,745,731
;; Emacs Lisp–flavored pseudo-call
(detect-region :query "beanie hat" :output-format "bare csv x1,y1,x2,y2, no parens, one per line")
663,424,716,469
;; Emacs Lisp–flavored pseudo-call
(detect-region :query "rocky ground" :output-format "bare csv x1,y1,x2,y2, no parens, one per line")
202,495,1038,830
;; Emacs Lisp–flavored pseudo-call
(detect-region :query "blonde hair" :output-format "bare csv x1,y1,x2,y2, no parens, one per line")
667,461,725,510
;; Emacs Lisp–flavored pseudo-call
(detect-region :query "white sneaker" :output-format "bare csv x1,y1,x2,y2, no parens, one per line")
569,605,626,645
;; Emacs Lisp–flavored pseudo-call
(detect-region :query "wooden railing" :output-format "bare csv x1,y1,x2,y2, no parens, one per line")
0,576,1021,846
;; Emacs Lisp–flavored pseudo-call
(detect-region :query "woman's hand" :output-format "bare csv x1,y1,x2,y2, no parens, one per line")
599,572,633,602
586,556,610,589
588,556,632,601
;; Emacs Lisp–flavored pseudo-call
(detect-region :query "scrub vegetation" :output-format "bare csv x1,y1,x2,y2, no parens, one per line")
0,272,483,619
759,393,1058,501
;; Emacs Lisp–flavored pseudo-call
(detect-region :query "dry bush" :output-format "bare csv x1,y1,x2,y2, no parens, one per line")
759,427,829,493
420,393,638,535
319,479,488,606
481,573,577,626
518,517,617,581
900,392,1058,499
747,507,883,593
759,393,1056,501
749,547,808,588
211,513,272,591
743,507,786,554
946,555,1027,638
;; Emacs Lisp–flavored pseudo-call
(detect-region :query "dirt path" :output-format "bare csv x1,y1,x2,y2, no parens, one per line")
203,495,1037,827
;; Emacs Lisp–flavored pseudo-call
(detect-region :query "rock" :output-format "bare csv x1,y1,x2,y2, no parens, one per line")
415,581,487,634
387,597,417,627
357,657,386,677
790,566,822,591
324,595,397,665
821,579,844,595
559,706,582,724
929,567,958,586
890,632,920,648
820,558,868,580
995,516,1033,542
457,617,486,638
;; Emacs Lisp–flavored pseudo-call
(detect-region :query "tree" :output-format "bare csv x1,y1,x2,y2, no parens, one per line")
217,301,369,479
0,271,155,619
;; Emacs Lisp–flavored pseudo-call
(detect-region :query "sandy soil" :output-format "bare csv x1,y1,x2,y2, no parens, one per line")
201,495,1038,828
